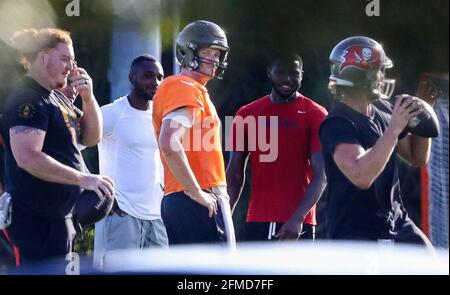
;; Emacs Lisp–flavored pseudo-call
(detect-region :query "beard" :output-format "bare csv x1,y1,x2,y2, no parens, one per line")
270,80,300,100
134,81,153,100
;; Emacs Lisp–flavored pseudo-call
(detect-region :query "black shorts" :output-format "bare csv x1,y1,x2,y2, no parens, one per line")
161,191,226,245
391,216,432,246
244,222,316,241
332,216,431,247
8,205,76,264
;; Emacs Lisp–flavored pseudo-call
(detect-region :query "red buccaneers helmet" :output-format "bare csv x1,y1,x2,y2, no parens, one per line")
329,36,395,99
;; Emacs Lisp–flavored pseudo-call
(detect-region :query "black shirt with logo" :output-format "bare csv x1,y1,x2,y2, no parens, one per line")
1,77,83,219
319,100,409,240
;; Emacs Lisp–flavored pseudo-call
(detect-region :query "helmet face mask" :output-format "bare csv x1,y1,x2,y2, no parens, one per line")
176,20,229,79
329,36,396,100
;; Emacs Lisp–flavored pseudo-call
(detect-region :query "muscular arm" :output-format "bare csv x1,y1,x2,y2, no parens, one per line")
333,128,399,190
158,119,217,217
226,151,249,212
10,126,86,184
10,126,114,197
333,95,423,189
396,134,431,167
276,152,327,240
79,95,102,147
74,68,102,147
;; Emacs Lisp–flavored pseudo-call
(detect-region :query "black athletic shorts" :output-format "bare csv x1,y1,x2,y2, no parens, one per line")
161,191,226,245
244,221,315,241
8,204,76,265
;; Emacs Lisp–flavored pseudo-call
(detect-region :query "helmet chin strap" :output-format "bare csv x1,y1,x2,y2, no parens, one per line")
197,57,219,67
195,57,220,78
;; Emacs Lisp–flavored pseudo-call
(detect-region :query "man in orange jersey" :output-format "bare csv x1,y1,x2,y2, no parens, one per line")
152,20,235,246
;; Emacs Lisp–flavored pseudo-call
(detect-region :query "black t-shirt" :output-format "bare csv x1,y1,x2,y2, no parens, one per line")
1,77,83,219
319,100,408,240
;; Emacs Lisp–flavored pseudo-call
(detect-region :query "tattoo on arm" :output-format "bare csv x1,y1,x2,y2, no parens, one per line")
11,126,43,135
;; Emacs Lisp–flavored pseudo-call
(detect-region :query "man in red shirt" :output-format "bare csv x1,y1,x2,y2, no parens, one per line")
227,52,327,241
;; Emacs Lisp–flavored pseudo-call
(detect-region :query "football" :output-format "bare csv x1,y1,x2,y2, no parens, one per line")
390,96,440,138
74,190,114,225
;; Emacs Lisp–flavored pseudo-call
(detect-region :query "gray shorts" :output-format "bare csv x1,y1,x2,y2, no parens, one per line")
93,212,168,269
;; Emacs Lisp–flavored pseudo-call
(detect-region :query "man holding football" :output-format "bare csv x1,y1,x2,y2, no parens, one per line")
319,36,436,247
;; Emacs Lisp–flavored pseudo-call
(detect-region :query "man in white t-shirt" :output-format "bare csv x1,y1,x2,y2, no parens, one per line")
94,54,168,268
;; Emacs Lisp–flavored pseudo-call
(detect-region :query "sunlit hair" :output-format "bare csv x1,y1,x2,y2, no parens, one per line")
10,28,72,70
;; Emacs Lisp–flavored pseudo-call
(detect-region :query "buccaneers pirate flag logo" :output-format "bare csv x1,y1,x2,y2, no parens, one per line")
339,46,381,73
